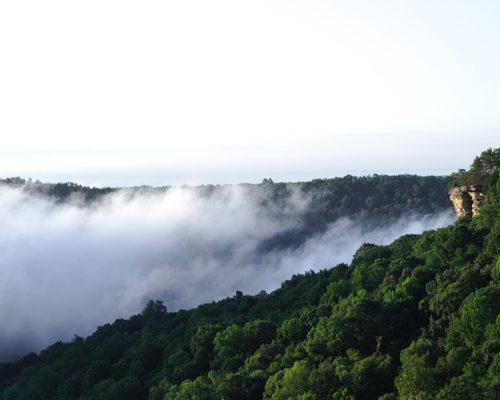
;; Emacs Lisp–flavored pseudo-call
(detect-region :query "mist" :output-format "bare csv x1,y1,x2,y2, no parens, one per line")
0,184,455,361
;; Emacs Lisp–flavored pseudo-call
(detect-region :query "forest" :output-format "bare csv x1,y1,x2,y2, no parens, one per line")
0,149,498,399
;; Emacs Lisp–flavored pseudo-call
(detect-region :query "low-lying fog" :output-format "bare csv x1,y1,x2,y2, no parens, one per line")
0,184,455,361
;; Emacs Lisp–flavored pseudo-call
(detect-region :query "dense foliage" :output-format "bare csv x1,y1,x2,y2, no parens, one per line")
450,148,499,192
0,177,115,202
0,150,498,399
256,174,450,250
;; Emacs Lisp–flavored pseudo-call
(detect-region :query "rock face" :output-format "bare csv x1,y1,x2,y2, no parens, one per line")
449,186,484,218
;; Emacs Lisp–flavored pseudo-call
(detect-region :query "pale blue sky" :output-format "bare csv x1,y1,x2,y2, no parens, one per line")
0,0,498,186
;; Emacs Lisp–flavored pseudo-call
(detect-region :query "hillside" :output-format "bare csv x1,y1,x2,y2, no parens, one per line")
0,149,498,400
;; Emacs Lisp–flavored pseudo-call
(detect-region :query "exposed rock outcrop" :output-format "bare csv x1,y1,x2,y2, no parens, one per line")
449,186,484,218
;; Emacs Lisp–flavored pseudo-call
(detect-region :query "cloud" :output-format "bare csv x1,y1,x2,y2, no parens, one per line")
0,184,455,361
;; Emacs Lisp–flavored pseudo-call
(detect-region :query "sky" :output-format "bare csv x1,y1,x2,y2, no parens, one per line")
0,0,499,186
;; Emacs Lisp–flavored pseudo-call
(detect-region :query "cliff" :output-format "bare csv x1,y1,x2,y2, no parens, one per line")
449,185,484,217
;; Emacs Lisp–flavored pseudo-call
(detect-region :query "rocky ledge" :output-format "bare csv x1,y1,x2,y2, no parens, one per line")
449,186,484,218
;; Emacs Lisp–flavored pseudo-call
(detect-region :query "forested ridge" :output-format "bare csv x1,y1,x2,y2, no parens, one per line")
0,149,498,399
0,174,450,217
1,174,450,252
0,175,450,223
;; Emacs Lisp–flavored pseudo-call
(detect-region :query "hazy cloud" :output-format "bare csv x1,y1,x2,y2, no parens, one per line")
0,185,455,360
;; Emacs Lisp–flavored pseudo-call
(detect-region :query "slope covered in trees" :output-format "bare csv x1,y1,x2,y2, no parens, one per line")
0,149,498,399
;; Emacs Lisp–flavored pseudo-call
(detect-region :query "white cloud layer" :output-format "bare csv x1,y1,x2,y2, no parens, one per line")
0,185,455,360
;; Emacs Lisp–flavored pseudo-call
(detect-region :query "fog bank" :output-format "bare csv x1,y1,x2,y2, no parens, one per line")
0,185,455,361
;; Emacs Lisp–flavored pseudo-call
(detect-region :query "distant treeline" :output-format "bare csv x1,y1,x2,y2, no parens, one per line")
0,174,451,216
0,177,116,202
0,149,498,399
1,173,452,251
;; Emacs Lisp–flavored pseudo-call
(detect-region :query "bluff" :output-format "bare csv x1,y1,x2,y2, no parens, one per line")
449,185,484,217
